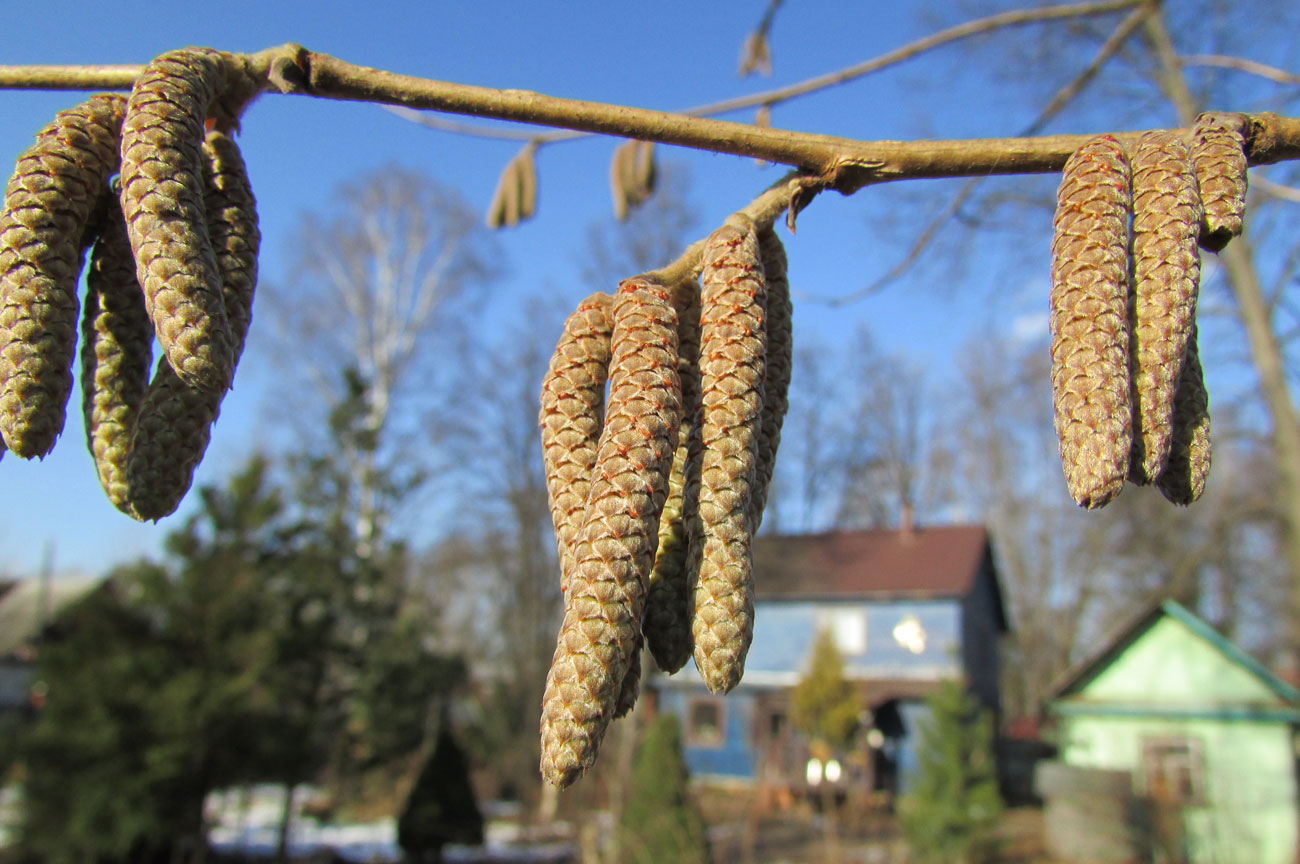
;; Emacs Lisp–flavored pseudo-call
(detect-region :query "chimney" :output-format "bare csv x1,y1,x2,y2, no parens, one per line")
899,501,915,539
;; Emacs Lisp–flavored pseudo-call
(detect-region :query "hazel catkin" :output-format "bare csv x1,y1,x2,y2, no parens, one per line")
0,93,127,458
1190,112,1248,253
752,226,792,528
119,47,235,396
1155,326,1211,506
123,129,259,522
540,275,680,789
643,279,703,674
1048,135,1133,509
1129,130,1203,484
691,215,767,695
539,293,614,592
82,192,153,512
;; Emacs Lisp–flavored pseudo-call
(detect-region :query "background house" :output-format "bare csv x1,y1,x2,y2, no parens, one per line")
0,576,101,717
1042,599,1299,864
653,523,1007,798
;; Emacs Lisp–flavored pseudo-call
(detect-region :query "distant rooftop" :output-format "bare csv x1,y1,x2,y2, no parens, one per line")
0,577,102,657
753,524,993,601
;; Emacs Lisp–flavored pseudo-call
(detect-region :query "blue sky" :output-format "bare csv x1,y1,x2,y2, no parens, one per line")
1,2,1288,577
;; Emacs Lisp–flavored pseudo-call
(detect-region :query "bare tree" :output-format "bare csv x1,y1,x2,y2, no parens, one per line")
264,166,500,558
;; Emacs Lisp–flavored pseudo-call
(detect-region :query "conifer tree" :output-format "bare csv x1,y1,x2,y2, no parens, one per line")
620,713,711,864
899,680,1003,864
397,722,484,864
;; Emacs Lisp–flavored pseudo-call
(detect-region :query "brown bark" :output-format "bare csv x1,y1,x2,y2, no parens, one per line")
1143,11,1300,658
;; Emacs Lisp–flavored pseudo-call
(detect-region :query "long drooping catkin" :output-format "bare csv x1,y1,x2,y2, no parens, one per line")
119,47,234,396
124,130,259,522
1129,131,1202,484
1048,135,1133,509
752,226,792,528
0,93,126,458
1190,112,1248,253
539,293,614,592
644,279,702,674
82,194,153,512
1156,326,1211,505
540,276,680,789
691,215,767,695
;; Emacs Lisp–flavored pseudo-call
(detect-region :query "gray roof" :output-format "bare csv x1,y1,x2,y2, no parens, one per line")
0,577,102,656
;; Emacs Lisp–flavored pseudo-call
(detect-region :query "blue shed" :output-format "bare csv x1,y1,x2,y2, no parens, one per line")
652,523,1007,797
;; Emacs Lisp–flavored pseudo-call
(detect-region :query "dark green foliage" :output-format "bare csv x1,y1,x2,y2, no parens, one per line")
15,451,466,862
899,680,1004,864
397,725,484,863
620,714,711,864
18,459,292,864
790,628,862,751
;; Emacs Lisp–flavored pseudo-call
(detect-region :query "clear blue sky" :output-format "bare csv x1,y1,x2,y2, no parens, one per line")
1,2,1283,577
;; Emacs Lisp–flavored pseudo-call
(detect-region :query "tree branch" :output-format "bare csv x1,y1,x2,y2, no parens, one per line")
1179,54,1300,87
2,44,1299,191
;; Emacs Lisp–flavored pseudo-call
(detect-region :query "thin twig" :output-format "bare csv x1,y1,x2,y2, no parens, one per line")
2,44,1299,188
1180,54,1300,87
813,2,1154,306
696,0,1144,118
1254,174,1300,205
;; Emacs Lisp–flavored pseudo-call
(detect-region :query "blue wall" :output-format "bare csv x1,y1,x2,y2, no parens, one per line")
657,686,756,779
657,598,967,783
744,599,963,682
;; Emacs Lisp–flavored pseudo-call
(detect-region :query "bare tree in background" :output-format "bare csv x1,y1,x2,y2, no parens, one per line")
265,166,499,559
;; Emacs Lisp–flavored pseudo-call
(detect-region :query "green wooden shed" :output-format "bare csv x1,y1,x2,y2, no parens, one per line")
1046,599,1299,864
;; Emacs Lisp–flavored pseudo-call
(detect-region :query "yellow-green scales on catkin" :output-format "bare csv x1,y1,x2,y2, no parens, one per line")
540,276,681,789
1190,112,1248,253
691,215,767,695
539,292,614,592
1129,130,1203,484
643,279,703,674
119,47,237,397
1048,135,1133,509
125,130,259,521
1155,325,1211,505
752,226,792,528
0,94,127,458
82,192,154,512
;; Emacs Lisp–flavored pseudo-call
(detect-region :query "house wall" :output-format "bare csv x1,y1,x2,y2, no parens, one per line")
742,599,964,686
1058,713,1299,864
656,686,756,780
960,561,1002,714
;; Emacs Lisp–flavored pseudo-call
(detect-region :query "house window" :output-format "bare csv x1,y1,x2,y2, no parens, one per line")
1141,735,1206,806
816,608,867,656
687,698,725,747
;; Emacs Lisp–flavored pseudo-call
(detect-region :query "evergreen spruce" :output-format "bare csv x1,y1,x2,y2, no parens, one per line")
620,714,711,864
397,723,484,863
899,680,1004,864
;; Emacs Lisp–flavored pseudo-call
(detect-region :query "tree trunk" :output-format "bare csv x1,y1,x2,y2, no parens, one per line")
1143,10,1300,665
275,783,296,864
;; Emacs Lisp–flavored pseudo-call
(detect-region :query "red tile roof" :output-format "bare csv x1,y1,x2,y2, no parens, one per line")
752,524,992,600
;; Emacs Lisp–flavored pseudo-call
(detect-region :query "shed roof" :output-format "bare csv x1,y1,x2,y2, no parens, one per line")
0,577,102,657
753,524,992,600
1049,598,1300,713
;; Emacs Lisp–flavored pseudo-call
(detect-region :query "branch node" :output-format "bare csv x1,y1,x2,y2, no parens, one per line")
265,44,311,95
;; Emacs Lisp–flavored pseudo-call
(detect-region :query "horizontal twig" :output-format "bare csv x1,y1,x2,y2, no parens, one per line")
1,44,1299,192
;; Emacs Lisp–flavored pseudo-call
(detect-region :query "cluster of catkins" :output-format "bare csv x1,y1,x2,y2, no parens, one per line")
0,47,263,520
1049,112,1249,510
537,212,793,788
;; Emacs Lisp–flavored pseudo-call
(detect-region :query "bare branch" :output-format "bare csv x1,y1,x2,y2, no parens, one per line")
1254,174,1300,205
2,44,1299,190
813,3,1153,306
1180,54,1300,87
